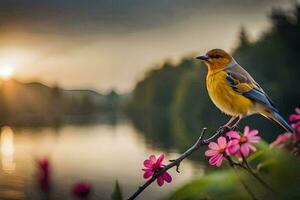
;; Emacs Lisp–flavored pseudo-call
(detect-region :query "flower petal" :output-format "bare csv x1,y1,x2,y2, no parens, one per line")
209,153,222,166
248,144,257,152
208,142,219,150
240,144,250,157
270,132,293,147
296,126,300,134
162,172,172,183
247,130,259,137
157,176,164,186
149,155,156,163
205,149,218,157
157,154,165,166
296,108,300,115
243,126,250,136
143,170,154,179
226,131,240,139
144,160,153,168
292,122,300,134
217,136,227,149
289,114,300,122
247,136,261,143
226,140,240,155
216,154,223,167
292,121,300,128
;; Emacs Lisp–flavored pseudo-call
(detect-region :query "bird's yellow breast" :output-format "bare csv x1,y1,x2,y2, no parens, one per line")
206,71,254,116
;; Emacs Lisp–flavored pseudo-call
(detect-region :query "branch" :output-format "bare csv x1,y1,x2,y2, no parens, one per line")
127,126,230,200
241,155,274,193
226,157,258,200
229,153,274,193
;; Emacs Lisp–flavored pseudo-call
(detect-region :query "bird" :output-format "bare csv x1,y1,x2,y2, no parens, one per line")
196,48,294,133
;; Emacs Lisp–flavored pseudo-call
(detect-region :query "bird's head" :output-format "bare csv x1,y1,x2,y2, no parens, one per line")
196,49,233,71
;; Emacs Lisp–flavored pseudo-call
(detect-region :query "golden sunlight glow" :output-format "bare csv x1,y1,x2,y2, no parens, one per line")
1,126,16,173
0,66,14,80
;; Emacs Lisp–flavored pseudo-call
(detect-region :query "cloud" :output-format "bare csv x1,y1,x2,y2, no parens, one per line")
0,0,293,91
0,0,290,35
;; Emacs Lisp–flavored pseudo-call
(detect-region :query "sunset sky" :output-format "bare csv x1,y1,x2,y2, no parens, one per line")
0,0,293,92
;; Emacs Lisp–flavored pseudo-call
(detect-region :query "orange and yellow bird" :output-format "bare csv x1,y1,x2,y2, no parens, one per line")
196,48,294,132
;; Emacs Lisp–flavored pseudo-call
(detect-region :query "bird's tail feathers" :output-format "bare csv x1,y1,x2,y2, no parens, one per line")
261,110,295,133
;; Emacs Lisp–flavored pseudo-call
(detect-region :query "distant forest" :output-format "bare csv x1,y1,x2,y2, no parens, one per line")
127,4,300,147
0,79,127,126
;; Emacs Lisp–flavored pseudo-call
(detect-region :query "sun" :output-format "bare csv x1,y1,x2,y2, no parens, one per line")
0,66,14,80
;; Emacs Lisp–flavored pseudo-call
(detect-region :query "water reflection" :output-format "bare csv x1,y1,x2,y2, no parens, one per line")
1,126,16,173
0,122,204,200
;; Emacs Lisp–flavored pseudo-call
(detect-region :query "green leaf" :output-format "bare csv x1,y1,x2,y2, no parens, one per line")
111,180,123,200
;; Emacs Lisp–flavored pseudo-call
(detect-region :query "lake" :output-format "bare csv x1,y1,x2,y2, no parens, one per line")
0,120,205,200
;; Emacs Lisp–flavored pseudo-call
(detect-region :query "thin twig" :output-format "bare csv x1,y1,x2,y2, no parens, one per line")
227,157,258,200
244,167,274,193
241,154,252,170
127,127,230,200
241,155,274,193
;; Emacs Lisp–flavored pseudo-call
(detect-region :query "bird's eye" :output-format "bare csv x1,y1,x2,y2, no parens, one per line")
212,55,221,59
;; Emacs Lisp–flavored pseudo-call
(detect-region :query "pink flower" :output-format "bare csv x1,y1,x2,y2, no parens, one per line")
292,122,300,135
270,132,295,148
205,137,228,167
72,182,92,198
226,126,261,157
290,108,300,134
143,154,172,186
226,139,240,155
37,158,51,192
289,108,300,122
38,158,49,173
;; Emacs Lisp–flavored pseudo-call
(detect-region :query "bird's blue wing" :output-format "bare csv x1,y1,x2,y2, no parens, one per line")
226,65,277,112
242,87,277,111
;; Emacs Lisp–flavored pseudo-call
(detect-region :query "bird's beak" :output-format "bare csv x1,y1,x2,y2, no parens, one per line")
195,55,209,61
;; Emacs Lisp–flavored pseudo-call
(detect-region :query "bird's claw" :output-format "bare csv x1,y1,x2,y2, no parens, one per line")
218,126,230,133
